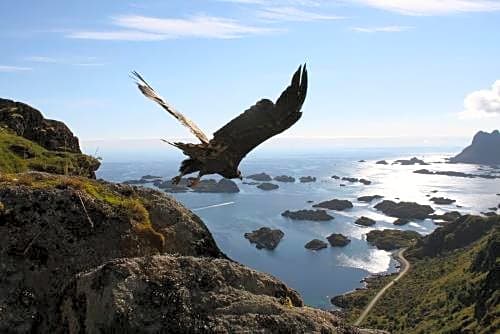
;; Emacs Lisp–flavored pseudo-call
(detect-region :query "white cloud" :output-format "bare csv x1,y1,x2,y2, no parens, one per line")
258,6,344,21
114,15,277,38
459,80,500,119
67,15,278,41
0,65,32,72
24,55,104,67
24,56,60,63
351,0,500,15
219,0,321,5
67,30,168,41
351,25,413,32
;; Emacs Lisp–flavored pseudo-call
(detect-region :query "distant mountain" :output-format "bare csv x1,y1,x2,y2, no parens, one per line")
450,130,500,165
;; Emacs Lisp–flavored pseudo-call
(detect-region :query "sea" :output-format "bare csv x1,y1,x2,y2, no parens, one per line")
95,146,500,309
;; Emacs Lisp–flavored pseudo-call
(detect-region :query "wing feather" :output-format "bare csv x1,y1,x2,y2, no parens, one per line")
131,71,210,144
212,64,308,164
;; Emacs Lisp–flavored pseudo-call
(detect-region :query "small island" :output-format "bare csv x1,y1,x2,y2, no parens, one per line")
393,157,429,165
313,199,353,211
430,197,456,205
257,182,279,191
354,216,376,226
282,209,334,221
327,233,351,247
247,172,272,181
299,176,317,183
358,195,383,203
156,178,240,193
244,227,284,250
374,200,434,219
304,239,328,250
376,160,389,165
274,175,295,182
366,229,422,250
393,218,410,226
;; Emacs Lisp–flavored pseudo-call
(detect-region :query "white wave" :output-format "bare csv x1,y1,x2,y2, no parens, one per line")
192,202,235,211
337,249,391,273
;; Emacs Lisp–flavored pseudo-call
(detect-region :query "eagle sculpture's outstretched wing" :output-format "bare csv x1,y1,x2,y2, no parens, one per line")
131,71,210,144
211,64,307,164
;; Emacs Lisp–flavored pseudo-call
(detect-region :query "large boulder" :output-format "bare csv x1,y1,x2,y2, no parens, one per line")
450,130,500,165
60,255,357,334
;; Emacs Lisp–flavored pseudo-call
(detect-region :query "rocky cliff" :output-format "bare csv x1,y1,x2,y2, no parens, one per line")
450,130,500,165
0,98,81,153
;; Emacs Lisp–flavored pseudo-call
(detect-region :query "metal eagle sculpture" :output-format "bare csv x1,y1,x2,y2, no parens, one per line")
132,64,308,187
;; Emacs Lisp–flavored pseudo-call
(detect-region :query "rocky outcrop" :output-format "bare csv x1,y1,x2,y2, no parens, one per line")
0,99,100,178
282,209,334,221
0,98,81,153
244,227,284,250
374,200,434,219
327,233,351,247
0,172,223,333
247,172,272,181
274,175,295,182
304,239,328,250
366,229,422,250
354,216,376,227
358,195,383,203
257,182,279,191
376,160,388,165
313,199,353,211
60,255,355,334
450,130,500,165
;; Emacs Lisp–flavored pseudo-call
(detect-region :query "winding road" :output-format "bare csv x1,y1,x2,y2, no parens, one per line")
354,247,410,326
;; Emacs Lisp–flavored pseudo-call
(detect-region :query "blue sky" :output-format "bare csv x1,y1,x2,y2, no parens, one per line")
1,0,499,147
